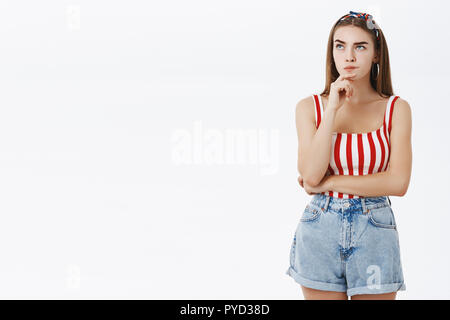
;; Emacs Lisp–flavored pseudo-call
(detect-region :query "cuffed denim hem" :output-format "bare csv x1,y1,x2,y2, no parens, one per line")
347,282,406,297
286,267,347,293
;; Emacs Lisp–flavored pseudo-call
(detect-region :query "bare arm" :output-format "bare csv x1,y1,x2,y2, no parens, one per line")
326,170,403,196
297,74,356,187
296,96,337,186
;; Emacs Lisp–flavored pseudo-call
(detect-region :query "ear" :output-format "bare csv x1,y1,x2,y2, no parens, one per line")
373,50,381,63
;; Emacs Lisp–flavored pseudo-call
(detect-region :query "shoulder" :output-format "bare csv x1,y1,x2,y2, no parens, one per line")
392,97,412,118
295,95,317,128
295,95,315,109
295,95,316,118
295,94,326,114
391,97,412,132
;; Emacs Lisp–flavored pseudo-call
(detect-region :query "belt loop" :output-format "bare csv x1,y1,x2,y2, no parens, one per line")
387,196,391,206
361,197,367,214
322,195,331,212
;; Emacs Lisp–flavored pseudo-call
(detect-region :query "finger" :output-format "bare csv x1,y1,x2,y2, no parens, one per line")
342,78,354,86
335,73,347,84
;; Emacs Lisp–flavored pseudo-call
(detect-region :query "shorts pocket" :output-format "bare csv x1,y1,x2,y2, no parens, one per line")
368,205,397,229
300,204,323,222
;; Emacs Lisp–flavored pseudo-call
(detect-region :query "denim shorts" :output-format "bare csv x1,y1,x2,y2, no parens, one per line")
286,194,406,297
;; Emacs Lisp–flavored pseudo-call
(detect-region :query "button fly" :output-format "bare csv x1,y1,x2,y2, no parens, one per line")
343,202,350,208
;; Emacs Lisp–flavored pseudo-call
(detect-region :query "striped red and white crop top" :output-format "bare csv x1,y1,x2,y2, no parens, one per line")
312,94,400,199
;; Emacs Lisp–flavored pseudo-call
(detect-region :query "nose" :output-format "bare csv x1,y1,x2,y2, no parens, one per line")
346,49,355,62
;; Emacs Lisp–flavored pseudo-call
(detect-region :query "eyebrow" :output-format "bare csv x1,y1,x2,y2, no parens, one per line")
334,39,369,45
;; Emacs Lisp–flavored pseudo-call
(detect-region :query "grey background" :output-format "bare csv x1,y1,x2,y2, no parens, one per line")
0,0,447,299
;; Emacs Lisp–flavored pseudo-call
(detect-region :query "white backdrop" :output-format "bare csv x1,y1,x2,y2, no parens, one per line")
0,0,448,299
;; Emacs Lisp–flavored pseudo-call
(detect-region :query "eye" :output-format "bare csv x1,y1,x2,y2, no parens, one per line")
335,44,366,50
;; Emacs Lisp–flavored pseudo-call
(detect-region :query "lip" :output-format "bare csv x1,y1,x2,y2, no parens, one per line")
344,66,358,70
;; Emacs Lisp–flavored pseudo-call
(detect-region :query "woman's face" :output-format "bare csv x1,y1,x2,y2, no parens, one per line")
333,25,378,79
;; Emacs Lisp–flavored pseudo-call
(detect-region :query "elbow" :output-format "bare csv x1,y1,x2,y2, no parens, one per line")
304,176,321,187
397,185,408,197
298,168,318,187
300,169,324,187
299,164,324,187
389,170,410,197
395,181,410,197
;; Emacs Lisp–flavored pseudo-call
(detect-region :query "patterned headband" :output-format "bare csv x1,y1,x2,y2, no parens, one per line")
340,10,380,41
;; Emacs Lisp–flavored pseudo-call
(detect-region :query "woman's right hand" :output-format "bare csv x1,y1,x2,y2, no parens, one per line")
327,73,356,111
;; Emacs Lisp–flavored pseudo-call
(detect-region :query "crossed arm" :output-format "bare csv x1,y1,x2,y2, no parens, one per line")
301,98,412,197
319,168,408,197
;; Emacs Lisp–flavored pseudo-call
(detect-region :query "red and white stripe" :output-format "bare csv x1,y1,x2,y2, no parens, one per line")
312,94,399,199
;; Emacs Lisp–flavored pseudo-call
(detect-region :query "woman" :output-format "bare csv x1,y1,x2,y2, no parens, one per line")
286,11,412,300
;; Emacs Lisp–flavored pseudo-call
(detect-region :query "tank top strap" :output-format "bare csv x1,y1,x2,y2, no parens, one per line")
383,95,400,135
312,94,324,129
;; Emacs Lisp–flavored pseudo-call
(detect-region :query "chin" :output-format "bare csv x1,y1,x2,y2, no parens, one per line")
339,71,358,77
